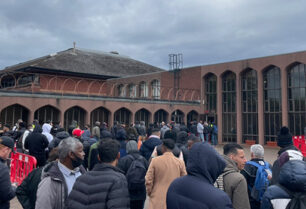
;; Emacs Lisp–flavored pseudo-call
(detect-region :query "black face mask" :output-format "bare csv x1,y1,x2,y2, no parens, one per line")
71,152,83,168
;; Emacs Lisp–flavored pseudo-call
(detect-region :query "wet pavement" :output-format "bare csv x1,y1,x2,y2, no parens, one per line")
10,144,279,209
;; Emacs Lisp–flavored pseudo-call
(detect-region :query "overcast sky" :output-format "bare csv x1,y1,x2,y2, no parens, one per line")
1,0,306,70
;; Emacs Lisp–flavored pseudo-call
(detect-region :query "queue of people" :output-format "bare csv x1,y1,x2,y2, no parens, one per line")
0,118,305,209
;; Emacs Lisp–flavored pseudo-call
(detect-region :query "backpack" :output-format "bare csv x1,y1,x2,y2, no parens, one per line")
213,125,218,134
246,161,271,202
277,184,306,209
126,155,146,190
214,170,236,191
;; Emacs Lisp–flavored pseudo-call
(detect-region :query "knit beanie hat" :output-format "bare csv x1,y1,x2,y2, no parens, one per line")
279,150,303,168
277,126,293,148
126,140,138,154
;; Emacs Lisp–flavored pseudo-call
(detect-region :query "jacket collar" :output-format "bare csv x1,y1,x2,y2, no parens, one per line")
93,162,125,174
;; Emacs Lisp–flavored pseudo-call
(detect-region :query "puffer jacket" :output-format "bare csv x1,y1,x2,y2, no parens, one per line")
66,163,130,209
167,142,233,209
271,145,298,185
222,155,251,209
117,151,149,200
140,136,162,160
35,161,86,209
261,160,306,209
0,158,16,209
48,131,70,151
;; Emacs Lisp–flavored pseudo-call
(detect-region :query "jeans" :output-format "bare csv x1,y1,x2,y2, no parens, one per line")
199,133,204,142
211,134,217,145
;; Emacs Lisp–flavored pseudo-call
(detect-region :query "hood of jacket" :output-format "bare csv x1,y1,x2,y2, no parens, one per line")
223,154,240,173
187,142,226,184
56,131,70,140
279,160,306,192
42,123,52,133
143,136,161,149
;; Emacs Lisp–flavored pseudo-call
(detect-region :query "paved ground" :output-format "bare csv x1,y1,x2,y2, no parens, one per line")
10,144,279,209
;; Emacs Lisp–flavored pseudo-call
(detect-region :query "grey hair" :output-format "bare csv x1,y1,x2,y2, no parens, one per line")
250,144,264,158
58,137,82,160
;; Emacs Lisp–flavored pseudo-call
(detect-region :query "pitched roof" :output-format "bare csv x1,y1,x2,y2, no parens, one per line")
0,48,164,78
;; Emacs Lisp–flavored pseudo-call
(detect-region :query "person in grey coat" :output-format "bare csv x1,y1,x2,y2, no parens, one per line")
35,137,86,209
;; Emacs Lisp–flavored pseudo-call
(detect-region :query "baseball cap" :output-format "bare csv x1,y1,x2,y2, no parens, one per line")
0,136,14,150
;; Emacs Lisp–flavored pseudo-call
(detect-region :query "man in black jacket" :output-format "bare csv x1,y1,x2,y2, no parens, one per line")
0,136,16,209
118,140,148,209
67,139,130,209
241,144,271,209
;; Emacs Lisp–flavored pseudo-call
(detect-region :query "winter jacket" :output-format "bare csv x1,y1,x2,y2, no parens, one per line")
197,123,204,134
92,125,100,139
81,130,97,169
222,155,251,209
35,161,86,209
42,123,53,143
241,158,272,209
261,160,306,209
190,124,197,135
66,163,130,209
16,167,43,209
160,125,170,139
117,151,149,200
48,131,70,151
0,157,16,209
140,136,162,161
24,126,49,167
167,142,233,209
271,145,299,185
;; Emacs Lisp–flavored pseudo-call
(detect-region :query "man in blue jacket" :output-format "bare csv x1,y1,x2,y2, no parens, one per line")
166,142,233,209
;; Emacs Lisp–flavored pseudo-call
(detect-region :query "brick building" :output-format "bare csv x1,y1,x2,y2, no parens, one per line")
0,48,305,145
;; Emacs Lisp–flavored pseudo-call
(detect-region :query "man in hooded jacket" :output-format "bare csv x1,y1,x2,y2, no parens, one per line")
166,142,233,209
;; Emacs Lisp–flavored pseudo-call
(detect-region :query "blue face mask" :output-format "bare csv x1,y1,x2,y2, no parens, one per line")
71,152,83,168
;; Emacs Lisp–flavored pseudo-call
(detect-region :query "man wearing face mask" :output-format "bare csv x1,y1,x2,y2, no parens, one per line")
35,137,86,209
67,139,130,209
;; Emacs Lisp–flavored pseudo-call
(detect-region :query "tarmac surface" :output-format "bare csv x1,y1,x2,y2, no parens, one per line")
10,144,279,209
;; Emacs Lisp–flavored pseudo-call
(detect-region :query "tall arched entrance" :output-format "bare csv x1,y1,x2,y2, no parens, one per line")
0,104,29,127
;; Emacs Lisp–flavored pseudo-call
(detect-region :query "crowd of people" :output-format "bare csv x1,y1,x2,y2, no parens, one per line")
0,119,305,209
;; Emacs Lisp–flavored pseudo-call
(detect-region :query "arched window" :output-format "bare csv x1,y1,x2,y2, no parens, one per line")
0,104,29,127
222,71,237,142
171,110,184,124
139,81,148,98
64,106,86,130
90,107,110,128
204,73,217,123
288,63,306,135
34,105,60,125
263,66,282,143
154,109,168,124
114,108,131,125
241,68,258,143
128,84,137,98
151,80,160,99
117,84,126,97
135,108,151,127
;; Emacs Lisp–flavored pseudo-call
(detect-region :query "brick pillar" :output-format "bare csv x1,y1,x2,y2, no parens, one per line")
257,70,264,145
85,111,91,127
236,73,242,144
28,110,34,126
281,67,288,126
217,74,223,144
109,111,114,128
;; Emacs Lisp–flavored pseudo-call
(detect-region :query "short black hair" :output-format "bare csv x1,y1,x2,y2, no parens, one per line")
162,138,175,150
98,139,120,163
164,130,177,142
187,134,201,142
223,143,243,155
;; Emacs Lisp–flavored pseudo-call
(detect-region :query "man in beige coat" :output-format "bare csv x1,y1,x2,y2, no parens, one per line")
221,143,250,209
145,138,186,209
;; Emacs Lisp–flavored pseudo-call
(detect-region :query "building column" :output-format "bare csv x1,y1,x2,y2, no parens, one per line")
28,110,34,126
85,111,91,127
217,74,223,144
130,112,135,125
281,67,288,126
60,111,65,129
109,111,114,128
257,70,264,145
236,72,242,144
